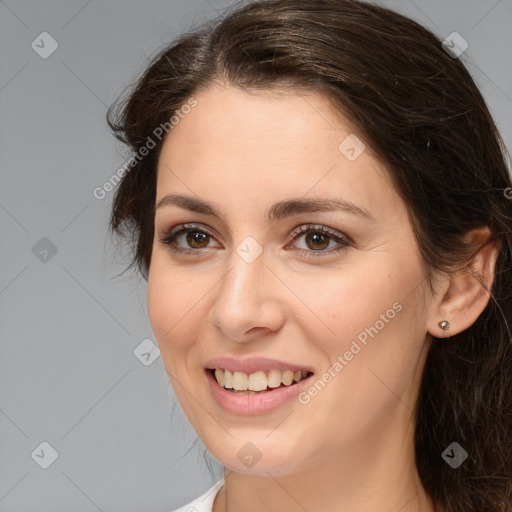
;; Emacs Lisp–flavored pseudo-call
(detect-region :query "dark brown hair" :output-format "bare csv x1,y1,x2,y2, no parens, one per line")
107,1,512,510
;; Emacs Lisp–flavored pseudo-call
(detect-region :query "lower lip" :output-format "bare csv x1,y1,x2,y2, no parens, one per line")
205,370,313,415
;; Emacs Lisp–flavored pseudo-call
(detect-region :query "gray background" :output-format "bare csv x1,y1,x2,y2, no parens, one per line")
0,0,511,511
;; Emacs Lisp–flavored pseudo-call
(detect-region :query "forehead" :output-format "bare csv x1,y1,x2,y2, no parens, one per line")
156,85,399,222
161,84,357,160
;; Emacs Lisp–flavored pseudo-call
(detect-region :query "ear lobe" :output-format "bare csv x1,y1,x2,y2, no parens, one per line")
427,227,500,338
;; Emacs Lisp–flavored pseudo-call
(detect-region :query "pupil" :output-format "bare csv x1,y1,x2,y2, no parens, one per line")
307,232,328,250
187,232,208,248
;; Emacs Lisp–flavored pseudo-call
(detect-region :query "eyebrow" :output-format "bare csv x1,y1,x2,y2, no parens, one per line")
155,194,375,222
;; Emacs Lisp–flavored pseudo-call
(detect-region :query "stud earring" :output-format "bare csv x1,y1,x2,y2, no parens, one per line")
439,320,450,331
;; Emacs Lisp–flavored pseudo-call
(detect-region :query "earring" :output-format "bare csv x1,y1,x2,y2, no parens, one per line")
439,320,450,331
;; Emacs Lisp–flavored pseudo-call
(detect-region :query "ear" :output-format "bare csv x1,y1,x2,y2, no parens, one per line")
426,227,500,339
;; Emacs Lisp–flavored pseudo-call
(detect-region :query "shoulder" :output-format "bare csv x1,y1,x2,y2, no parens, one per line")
170,479,225,512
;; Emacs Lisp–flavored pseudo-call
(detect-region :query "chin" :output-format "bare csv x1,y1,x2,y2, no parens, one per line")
204,433,310,477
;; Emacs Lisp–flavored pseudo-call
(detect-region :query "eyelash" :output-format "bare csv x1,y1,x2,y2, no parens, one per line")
157,223,351,258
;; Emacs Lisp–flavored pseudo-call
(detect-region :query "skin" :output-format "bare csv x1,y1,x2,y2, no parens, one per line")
147,84,499,512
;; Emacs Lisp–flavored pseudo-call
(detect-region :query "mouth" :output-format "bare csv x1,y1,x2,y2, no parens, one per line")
203,357,316,414
206,368,314,394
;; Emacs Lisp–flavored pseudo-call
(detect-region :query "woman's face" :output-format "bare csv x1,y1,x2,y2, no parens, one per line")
148,84,434,476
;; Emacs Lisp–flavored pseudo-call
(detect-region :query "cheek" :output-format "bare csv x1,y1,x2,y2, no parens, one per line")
288,261,410,353
291,261,427,425
147,267,174,341
147,259,199,355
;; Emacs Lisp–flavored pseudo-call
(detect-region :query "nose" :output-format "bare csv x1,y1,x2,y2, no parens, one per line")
208,247,286,343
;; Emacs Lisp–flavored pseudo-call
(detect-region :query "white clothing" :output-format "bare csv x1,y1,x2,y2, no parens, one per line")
171,479,225,512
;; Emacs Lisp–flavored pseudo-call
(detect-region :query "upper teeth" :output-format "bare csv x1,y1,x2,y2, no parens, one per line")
214,369,309,391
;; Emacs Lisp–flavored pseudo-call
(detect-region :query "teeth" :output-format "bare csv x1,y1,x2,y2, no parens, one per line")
281,370,294,386
248,371,267,392
212,368,310,391
215,369,224,387
267,369,282,388
233,371,248,391
224,369,233,389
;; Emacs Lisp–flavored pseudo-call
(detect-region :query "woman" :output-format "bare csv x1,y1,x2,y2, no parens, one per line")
107,0,512,511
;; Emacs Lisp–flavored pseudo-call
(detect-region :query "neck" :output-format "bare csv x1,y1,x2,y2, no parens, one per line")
212,409,435,512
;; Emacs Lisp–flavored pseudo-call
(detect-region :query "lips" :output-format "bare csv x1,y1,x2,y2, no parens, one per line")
204,357,315,414
204,356,315,375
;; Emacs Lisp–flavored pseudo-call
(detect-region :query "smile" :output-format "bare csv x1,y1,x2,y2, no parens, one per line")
211,368,312,393
204,357,315,414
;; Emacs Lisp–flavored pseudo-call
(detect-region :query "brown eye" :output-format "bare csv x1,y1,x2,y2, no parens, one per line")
304,232,330,251
288,224,351,258
158,223,221,255
186,231,210,248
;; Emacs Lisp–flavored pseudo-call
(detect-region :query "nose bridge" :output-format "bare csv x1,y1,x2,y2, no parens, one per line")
217,245,266,318
209,240,284,340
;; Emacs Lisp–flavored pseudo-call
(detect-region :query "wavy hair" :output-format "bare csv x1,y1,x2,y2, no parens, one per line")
107,1,512,510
